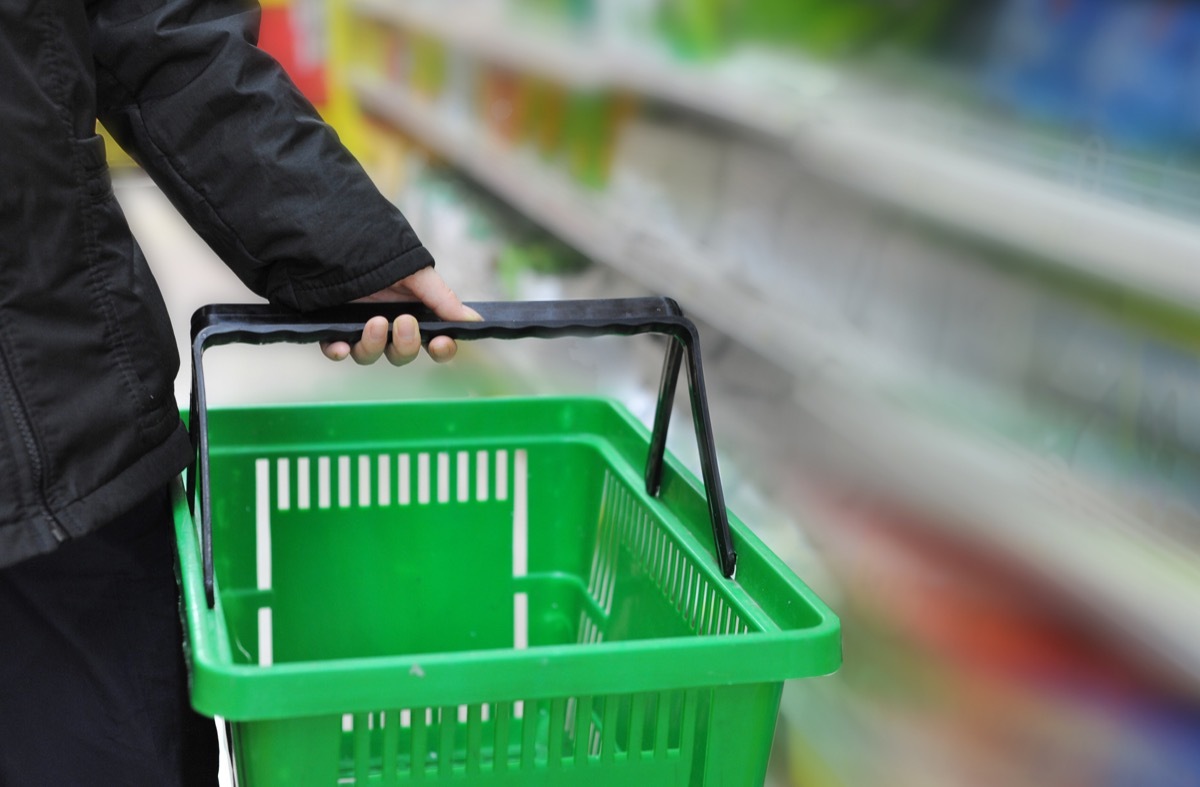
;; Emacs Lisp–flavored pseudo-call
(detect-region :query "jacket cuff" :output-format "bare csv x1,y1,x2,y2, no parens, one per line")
278,244,436,312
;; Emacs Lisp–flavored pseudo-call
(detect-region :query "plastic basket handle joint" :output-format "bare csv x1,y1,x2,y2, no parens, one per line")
187,297,737,608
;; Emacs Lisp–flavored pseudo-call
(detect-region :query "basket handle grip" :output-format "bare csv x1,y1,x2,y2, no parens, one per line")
188,297,736,608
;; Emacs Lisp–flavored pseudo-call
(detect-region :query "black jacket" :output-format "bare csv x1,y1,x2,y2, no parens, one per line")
0,0,434,566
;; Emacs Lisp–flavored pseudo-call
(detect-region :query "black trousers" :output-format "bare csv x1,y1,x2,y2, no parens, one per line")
0,488,219,786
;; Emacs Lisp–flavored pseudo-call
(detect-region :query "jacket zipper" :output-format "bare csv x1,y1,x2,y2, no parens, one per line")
0,343,68,544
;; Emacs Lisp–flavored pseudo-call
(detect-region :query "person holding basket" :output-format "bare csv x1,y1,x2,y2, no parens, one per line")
0,0,478,783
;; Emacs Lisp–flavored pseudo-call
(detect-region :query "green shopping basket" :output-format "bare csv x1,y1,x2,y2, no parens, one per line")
176,298,840,787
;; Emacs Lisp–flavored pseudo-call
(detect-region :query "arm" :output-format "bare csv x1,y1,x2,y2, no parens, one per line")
88,0,431,312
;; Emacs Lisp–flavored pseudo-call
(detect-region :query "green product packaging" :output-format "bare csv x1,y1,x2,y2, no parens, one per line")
523,78,568,160
410,35,447,99
564,91,634,189
660,0,728,59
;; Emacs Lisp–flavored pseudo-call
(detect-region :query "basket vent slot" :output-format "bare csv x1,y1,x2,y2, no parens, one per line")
585,471,754,638
337,689,705,781
261,450,515,515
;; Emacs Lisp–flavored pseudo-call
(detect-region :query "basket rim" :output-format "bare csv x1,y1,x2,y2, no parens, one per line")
175,397,841,720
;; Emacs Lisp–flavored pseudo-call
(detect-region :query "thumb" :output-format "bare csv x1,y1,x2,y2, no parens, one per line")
402,267,483,322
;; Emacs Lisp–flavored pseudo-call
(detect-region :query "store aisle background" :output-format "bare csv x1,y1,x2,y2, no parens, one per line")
109,0,1200,784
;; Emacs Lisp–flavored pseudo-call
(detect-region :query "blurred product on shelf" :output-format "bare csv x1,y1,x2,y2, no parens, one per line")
353,0,1200,160
495,240,591,294
564,91,635,187
480,64,525,141
524,77,568,156
259,0,330,105
410,33,448,98
354,19,636,188
978,0,1106,126
506,0,967,59
978,0,1200,153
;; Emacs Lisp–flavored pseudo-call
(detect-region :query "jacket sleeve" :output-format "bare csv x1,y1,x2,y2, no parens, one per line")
88,0,434,311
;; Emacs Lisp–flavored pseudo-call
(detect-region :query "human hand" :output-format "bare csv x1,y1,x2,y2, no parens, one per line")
320,267,483,365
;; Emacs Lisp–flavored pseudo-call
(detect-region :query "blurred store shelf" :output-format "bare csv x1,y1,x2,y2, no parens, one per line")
353,76,811,360
353,0,1200,313
353,76,1200,684
797,109,1200,312
352,0,828,137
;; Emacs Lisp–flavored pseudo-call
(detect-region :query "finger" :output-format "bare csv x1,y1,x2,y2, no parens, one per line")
321,340,351,362
426,334,458,363
350,316,389,365
384,314,422,367
402,267,483,322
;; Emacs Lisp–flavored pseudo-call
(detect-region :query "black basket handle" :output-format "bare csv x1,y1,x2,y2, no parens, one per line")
188,297,737,608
